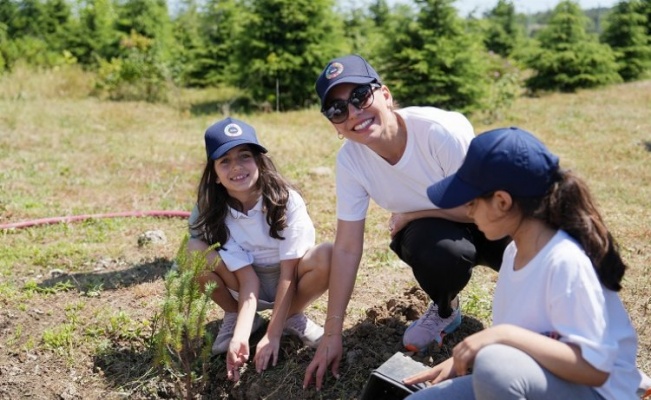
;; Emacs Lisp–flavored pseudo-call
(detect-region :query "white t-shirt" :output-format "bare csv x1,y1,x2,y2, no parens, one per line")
493,230,640,400
189,189,316,271
336,106,474,221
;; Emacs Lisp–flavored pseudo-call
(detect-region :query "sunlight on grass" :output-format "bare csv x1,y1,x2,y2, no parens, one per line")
1,66,650,399
42,323,76,356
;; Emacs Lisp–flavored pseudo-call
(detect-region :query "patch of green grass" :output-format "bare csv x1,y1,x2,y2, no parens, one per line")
23,280,76,295
1,67,649,399
7,324,23,347
42,323,76,356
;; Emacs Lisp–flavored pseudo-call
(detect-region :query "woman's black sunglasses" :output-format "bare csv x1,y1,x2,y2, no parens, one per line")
322,83,381,124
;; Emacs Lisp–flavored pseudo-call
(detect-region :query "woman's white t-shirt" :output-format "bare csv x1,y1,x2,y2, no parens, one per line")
335,106,474,221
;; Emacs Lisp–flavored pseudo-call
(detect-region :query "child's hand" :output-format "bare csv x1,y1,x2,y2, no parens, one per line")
403,357,456,386
226,339,250,382
451,325,506,376
254,334,280,373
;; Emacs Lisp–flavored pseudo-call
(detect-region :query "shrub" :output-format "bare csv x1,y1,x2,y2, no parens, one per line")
94,31,172,102
151,235,217,399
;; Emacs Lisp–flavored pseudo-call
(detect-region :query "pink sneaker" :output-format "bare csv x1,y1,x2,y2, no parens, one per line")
211,312,265,355
283,313,324,348
403,302,462,353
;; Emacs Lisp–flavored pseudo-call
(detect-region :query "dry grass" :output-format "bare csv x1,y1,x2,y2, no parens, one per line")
0,65,650,398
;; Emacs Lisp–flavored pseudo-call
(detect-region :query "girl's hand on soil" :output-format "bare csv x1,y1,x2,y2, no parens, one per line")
226,339,250,382
254,334,280,373
403,357,457,386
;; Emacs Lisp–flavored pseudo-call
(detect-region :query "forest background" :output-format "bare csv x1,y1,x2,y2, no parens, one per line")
2,0,651,116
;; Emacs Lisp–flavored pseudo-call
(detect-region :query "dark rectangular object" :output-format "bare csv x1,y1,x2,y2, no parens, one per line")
360,352,429,400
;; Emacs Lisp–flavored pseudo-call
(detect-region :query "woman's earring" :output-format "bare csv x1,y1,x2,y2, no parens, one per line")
337,133,344,140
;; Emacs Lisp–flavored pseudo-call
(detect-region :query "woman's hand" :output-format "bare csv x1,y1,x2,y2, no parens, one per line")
389,213,409,238
388,207,473,236
254,333,281,373
303,333,343,391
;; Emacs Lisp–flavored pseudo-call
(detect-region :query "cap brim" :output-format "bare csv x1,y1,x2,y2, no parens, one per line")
427,174,483,209
321,76,377,108
209,141,268,160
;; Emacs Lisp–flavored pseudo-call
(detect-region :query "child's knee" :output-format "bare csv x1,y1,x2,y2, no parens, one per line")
197,270,218,290
315,242,333,261
314,244,333,278
473,344,521,386
303,243,332,273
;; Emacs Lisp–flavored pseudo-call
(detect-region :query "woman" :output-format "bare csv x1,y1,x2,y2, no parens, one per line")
303,54,509,390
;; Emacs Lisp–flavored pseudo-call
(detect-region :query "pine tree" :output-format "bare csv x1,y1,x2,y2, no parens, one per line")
114,0,175,60
181,0,243,88
340,0,394,62
231,0,347,111
638,0,651,36
525,0,622,92
601,0,651,81
0,0,18,38
382,0,490,113
169,0,206,87
483,0,522,58
152,235,216,399
0,0,17,69
69,0,121,65
11,0,46,38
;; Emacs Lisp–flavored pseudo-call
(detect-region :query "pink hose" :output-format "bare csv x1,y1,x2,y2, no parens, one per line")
0,210,191,230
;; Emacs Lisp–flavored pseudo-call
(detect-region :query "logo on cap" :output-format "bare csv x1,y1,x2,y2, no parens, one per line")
224,123,243,137
325,62,344,80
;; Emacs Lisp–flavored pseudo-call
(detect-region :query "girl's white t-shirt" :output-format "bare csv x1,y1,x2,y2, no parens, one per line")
335,106,474,221
189,189,315,271
493,230,640,400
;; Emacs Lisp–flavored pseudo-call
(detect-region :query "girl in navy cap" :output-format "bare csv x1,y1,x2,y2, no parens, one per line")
187,117,332,382
403,127,640,400
305,54,509,390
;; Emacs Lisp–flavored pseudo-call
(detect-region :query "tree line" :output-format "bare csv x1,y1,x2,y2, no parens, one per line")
1,0,650,115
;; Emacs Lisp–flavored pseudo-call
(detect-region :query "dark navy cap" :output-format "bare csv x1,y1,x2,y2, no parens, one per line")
427,127,560,208
204,117,267,160
315,54,381,108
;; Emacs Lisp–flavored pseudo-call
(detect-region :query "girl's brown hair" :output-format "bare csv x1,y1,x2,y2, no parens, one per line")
190,146,295,249
515,169,627,291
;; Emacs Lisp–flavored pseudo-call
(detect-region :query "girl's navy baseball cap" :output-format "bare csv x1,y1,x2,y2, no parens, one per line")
204,117,268,160
427,127,560,209
315,54,381,108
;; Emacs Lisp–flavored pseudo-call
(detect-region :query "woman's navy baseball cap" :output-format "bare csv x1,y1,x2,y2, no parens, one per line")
427,127,560,209
315,54,381,108
204,117,268,160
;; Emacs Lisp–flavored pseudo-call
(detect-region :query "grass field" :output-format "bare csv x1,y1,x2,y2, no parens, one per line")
0,65,649,399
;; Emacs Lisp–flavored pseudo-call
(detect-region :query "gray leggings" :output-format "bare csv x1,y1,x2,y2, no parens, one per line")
405,344,605,400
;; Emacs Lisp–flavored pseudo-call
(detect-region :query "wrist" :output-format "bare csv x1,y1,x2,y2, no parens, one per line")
325,316,344,332
326,315,345,322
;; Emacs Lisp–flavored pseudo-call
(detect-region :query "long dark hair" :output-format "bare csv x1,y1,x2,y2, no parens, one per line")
515,169,627,291
190,146,294,248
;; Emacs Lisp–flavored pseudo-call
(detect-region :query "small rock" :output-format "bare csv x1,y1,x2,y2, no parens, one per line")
49,269,66,278
310,166,332,176
137,230,167,247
